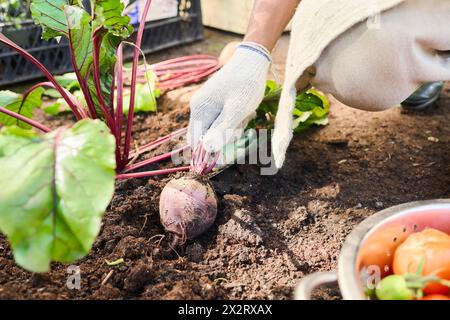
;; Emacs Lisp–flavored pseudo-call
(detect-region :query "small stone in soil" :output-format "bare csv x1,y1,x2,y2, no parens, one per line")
375,202,384,209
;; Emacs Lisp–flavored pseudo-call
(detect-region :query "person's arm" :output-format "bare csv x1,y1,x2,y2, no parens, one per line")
188,0,301,153
245,0,300,51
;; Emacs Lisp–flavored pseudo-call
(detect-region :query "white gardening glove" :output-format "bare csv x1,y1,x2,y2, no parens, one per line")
187,42,271,153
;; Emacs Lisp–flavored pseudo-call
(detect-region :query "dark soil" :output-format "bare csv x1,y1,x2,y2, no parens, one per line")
1,29,450,300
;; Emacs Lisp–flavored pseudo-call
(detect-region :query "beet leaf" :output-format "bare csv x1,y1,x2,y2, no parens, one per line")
0,0,194,273
65,5,94,78
0,119,116,272
30,0,71,40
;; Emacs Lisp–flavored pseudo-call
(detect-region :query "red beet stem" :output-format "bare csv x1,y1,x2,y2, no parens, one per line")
190,144,219,175
0,33,83,120
123,145,190,173
116,166,190,179
151,54,218,67
157,67,219,90
123,0,153,164
23,82,88,119
0,106,51,133
128,127,187,160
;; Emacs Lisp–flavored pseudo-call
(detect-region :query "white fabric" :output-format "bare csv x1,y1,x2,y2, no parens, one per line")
188,43,271,152
272,0,406,169
313,0,450,112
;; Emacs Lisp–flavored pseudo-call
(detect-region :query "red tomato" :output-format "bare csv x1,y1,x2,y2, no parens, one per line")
358,225,413,278
393,228,450,295
419,294,450,300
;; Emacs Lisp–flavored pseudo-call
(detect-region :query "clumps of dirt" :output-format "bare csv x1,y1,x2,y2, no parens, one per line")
218,209,263,247
279,206,310,236
93,283,122,300
312,183,341,200
113,236,150,261
124,264,154,293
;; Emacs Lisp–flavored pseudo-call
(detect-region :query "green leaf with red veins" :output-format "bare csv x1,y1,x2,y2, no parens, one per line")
30,0,71,40
0,88,44,129
91,0,134,105
91,0,133,116
87,33,122,116
64,5,93,78
0,119,116,273
31,0,133,116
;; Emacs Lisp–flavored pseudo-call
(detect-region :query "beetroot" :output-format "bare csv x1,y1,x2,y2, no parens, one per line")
159,174,217,244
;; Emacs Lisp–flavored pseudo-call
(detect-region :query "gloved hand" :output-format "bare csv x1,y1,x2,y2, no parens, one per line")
187,42,271,153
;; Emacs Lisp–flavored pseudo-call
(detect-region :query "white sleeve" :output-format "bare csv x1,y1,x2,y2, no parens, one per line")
312,0,450,111
272,0,404,169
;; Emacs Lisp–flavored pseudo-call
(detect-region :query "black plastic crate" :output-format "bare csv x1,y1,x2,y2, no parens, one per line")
0,22,72,86
0,0,203,86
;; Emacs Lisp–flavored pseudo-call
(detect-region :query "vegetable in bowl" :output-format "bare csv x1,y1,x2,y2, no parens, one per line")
366,228,450,300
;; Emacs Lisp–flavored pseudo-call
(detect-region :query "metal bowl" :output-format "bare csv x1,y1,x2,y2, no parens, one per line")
295,199,450,300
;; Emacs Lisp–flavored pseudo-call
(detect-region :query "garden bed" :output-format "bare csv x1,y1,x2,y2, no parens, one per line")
1,29,450,300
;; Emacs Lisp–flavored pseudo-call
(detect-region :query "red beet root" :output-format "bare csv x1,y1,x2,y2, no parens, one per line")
159,175,217,244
